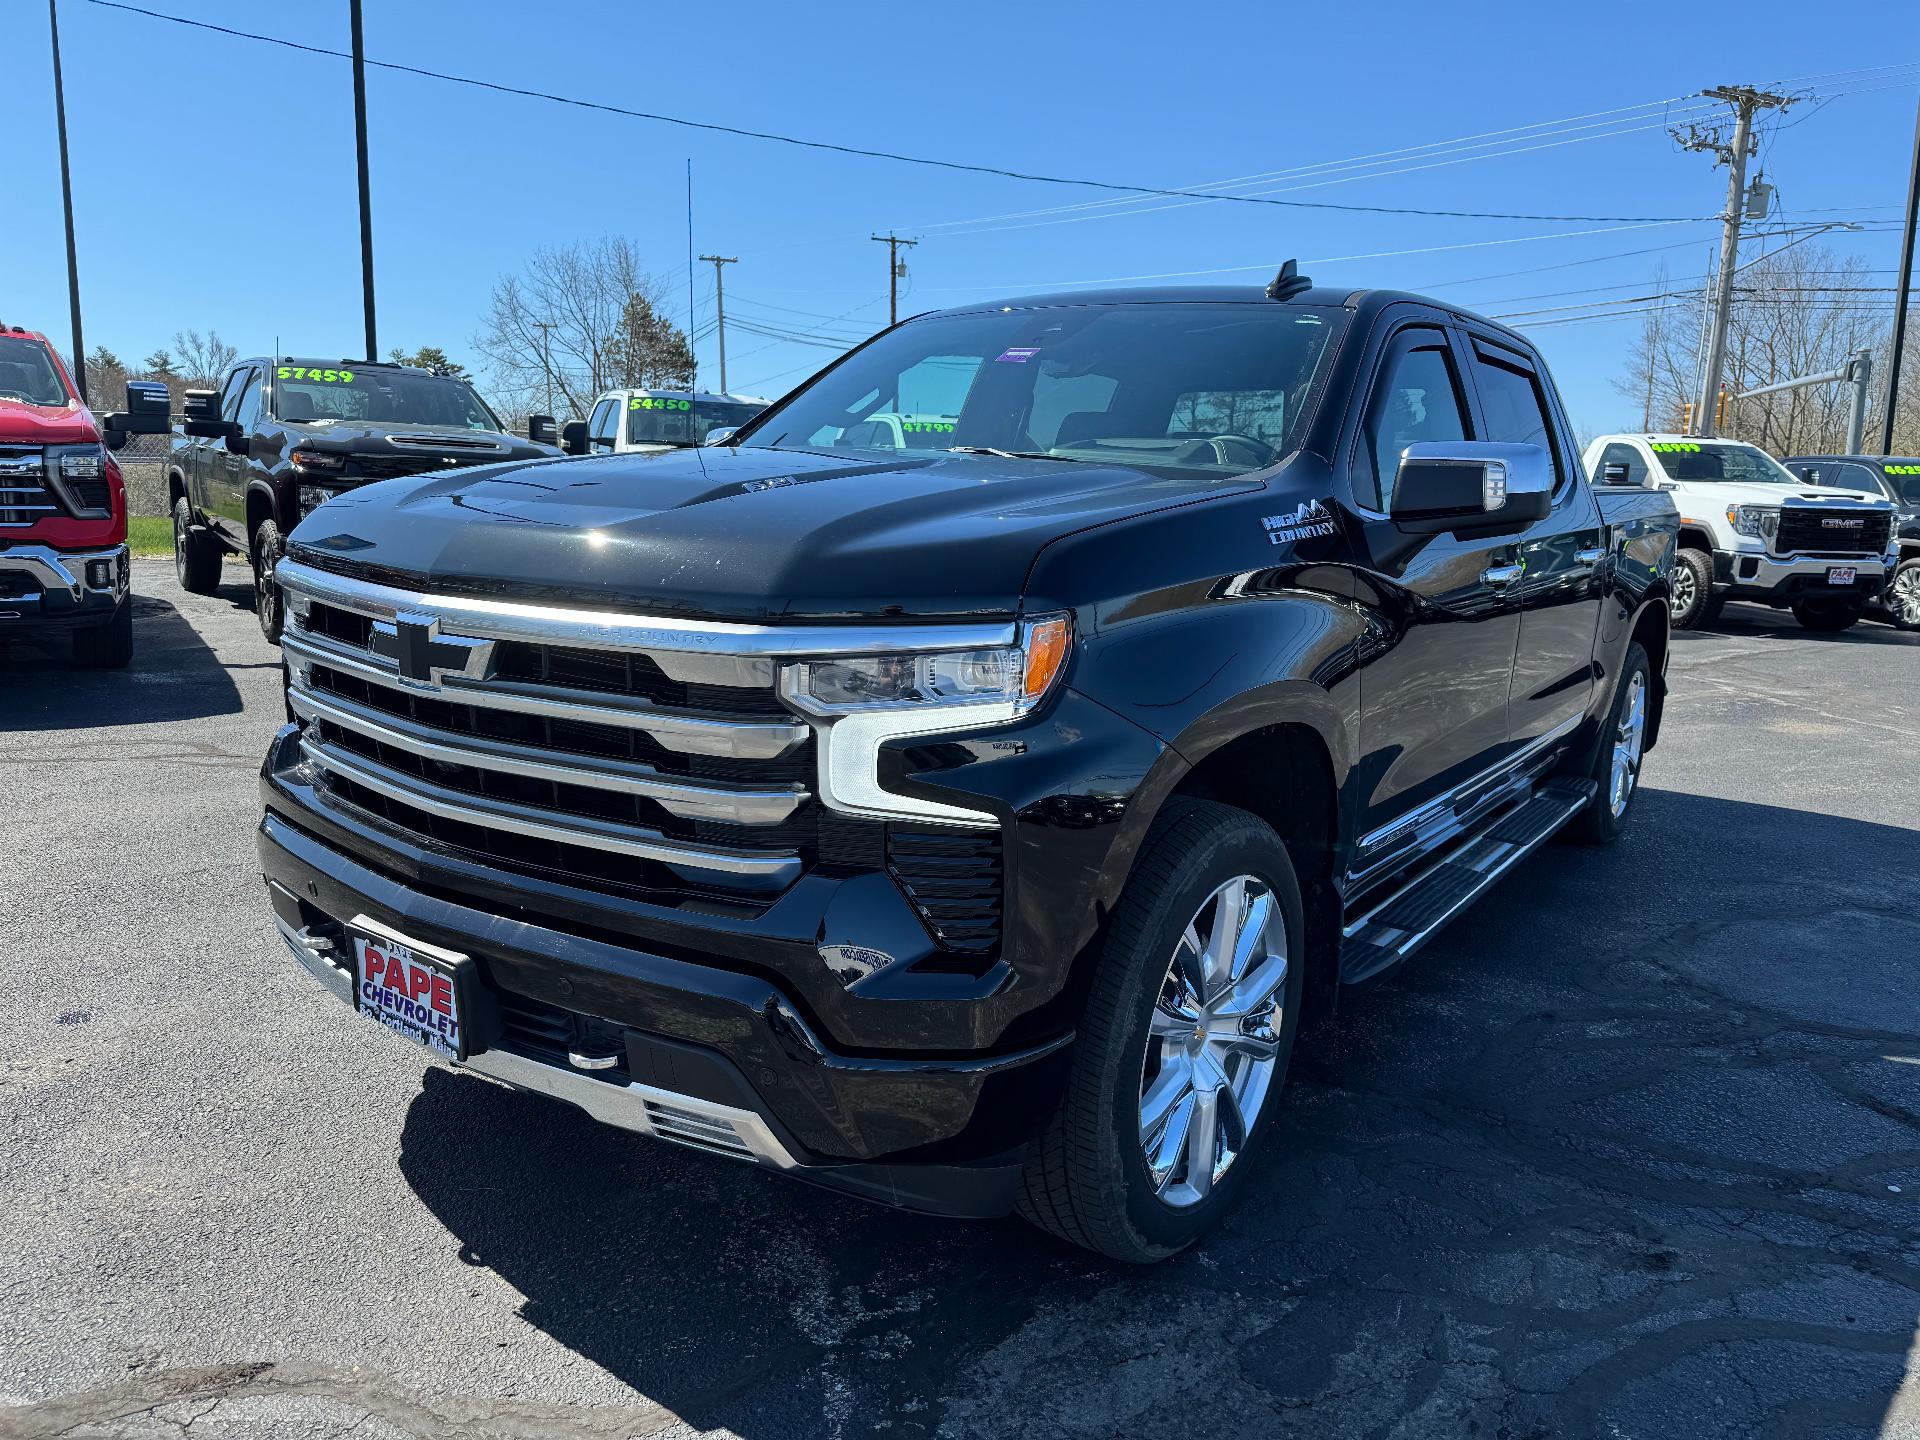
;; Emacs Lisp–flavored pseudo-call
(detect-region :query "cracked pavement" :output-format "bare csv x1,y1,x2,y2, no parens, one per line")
1,561,1916,1438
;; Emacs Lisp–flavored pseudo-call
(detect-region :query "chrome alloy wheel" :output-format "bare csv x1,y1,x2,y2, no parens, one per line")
1609,670,1648,818
1891,565,1920,627
1138,875,1289,1209
1670,562,1698,620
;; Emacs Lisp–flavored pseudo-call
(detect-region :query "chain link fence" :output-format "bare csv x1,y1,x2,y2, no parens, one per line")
115,434,171,518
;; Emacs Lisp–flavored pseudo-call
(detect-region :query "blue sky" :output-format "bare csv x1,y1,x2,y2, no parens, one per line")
2,0,1916,435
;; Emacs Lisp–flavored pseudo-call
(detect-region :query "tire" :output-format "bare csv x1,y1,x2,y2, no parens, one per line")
173,496,222,596
1017,798,1307,1263
1883,559,1920,632
1568,642,1651,846
72,599,133,669
1668,548,1722,630
252,518,285,645
1790,599,1862,633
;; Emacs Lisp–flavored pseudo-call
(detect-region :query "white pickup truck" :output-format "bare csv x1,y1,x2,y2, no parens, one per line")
1582,434,1897,632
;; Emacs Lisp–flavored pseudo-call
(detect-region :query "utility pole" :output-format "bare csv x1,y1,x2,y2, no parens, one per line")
1672,85,1793,437
1882,96,1920,455
534,321,555,418
699,255,737,393
47,0,86,404
349,0,377,362
871,233,918,326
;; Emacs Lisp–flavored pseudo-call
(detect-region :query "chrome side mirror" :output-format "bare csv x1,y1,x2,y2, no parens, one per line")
1390,441,1553,535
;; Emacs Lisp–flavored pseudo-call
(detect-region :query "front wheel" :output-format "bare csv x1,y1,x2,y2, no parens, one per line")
1669,548,1722,630
1790,599,1862,633
253,518,285,645
1017,799,1306,1262
1883,559,1920,632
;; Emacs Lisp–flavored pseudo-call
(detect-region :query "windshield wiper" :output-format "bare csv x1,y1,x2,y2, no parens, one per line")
946,445,1077,462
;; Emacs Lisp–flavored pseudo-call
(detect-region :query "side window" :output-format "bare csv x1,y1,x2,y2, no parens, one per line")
1594,442,1648,487
217,366,252,421
1356,329,1470,510
1468,346,1562,486
587,398,617,450
233,370,265,430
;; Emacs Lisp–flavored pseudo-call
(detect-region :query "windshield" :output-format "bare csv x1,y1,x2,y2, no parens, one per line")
739,303,1347,477
1649,441,1800,485
271,365,501,430
1880,462,1920,505
0,336,74,407
627,396,763,447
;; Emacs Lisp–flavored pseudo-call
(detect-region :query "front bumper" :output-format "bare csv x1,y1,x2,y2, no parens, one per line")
257,785,1073,1219
0,543,129,631
1712,547,1889,604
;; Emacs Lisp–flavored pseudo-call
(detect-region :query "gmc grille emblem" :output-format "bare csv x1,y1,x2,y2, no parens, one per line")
1820,517,1860,529
368,612,496,690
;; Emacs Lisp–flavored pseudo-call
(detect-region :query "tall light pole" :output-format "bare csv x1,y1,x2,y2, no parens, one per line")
1672,85,1792,437
1883,96,1920,456
699,255,736,393
871,233,918,326
47,0,86,403
349,0,377,362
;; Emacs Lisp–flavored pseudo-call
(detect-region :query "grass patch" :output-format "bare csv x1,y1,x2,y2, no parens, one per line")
127,516,174,557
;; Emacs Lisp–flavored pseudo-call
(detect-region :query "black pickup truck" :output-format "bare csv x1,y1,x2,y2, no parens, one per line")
166,357,560,641
256,270,1677,1261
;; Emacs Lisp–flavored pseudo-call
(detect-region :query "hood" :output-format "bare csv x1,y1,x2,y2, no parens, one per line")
289,445,1259,620
0,396,99,446
1668,480,1889,509
283,418,560,461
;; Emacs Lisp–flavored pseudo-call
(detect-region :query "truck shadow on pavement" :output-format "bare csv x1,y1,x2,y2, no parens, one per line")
1675,610,1920,646
397,788,1920,1440
0,587,251,731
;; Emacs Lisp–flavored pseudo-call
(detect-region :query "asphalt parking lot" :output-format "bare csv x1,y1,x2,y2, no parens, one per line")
2,558,1917,1440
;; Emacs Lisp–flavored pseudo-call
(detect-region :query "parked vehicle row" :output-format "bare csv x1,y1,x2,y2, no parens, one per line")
1582,433,1898,632
255,269,1680,1261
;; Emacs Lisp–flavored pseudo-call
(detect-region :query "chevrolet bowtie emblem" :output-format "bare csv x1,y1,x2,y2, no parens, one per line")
368,612,496,689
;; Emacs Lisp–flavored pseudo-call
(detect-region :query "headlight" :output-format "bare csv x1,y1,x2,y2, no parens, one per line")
1727,504,1778,541
780,614,1072,826
298,484,343,518
289,449,344,475
783,615,1071,717
45,443,106,480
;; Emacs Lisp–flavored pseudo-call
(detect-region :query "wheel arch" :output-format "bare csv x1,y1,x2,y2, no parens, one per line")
1628,599,1670,749
245,482,279,552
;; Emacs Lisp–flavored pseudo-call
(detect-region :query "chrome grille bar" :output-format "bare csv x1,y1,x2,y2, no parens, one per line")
281,630,808,761
298,731,801,886
287,682,807,824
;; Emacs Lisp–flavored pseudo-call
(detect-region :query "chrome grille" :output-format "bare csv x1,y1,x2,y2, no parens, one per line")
0,447,56,528
277,558,818,904
1774,506,1892,556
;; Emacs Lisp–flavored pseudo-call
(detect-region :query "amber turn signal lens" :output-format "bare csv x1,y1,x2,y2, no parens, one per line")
1022,615,1071,703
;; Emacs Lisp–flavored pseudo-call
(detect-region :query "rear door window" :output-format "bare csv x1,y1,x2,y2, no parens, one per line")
1468,345,1563,487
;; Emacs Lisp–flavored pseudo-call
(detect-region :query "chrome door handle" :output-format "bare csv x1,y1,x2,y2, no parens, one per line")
1481,563,1526,586
1575,546,1607,565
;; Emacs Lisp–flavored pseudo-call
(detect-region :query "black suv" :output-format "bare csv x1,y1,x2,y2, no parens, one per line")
257,274,1677,1260
166,358,561,640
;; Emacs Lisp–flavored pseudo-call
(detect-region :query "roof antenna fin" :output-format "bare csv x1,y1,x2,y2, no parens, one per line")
1266,259,1312,301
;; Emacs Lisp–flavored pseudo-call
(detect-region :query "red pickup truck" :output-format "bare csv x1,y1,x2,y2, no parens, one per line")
0,324,152,668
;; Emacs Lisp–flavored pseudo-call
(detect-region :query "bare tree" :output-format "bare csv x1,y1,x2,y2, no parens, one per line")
171,329,238,390
1611,244,1918,453
474,237,693,417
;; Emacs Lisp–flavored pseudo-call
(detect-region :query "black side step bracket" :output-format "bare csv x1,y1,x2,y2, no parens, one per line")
1340,777,1596,984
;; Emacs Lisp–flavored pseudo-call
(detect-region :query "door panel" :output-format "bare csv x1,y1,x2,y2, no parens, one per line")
1348,324,1522,846
210,366,255,545
1462,336,1604,748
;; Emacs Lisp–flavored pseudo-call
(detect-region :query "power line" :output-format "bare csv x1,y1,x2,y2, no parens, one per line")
81,0,1717,225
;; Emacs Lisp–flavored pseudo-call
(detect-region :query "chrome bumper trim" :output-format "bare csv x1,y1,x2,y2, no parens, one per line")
0,544,130,602
459,1047,800,1170
287,682,808,825
281,629,809,761
297,730,803,886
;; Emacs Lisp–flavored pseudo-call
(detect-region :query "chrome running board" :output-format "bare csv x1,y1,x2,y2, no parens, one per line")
1340,777,1596,984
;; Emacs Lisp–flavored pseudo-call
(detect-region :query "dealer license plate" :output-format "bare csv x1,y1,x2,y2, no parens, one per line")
1826,566,1857,586
350,918,467,1059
